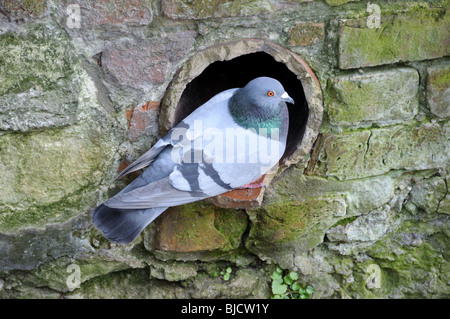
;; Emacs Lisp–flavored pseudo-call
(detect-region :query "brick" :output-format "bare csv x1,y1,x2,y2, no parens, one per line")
102,31,196,89
162,0,274,19
427,64,450,118
60,0,152,27
339,9,450,69
154,202,248,253
311,122,449,180
208,175,266,209
127,101,160,142
327,68,419,127
288,22,325,46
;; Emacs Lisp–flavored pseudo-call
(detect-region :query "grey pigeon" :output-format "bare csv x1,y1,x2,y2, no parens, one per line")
93,77,294,244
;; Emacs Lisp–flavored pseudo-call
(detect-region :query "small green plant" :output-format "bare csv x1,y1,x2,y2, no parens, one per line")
270,266,314,299
219,266,233,281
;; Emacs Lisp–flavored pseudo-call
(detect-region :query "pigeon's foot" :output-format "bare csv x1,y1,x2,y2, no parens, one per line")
237,182,267,189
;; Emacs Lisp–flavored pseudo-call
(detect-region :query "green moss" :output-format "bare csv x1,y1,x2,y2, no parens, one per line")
2,0,46,16
0,22,76,95
22,0,46,16
214,209,248,248
313,121,449,180
339,8,450,68
428,65,450,90
249,198,343,244
326,68,419,127
338,215,450,298
332,216,358,227
160,202,248,253
324,0,358,6
164,0,274,19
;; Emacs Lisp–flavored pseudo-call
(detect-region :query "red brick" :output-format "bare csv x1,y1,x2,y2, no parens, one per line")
127,101,160,142
288,22,325,46
62,0,152,27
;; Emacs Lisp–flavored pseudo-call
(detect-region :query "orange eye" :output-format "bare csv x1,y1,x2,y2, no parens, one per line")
267,91,274,97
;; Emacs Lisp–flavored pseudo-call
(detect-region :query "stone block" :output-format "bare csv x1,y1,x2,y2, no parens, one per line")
338,9,450,69
288,22,325,46
60,0,152,28
409,177,447,213
102,31,196,89
153,202,248,253
0,87,80,132
312,122,449,180
0,0,46,21
327,68,419,127
162,0,274,19
127,101,160,142
324,0,359,5
326,208,393,242
427,63,450,118
246,197,346,261
0,23,76,96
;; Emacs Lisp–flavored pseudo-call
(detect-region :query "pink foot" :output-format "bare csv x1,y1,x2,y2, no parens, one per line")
237,182,267,189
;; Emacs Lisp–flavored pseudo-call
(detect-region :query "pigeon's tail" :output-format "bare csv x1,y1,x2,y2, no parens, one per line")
92,204,167,245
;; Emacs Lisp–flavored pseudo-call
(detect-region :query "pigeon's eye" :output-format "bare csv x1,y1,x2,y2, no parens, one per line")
267,91,274,97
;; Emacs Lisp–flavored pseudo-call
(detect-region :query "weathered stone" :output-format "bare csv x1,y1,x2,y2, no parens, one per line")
59,0,152,28
327,68,419,127
427,63,450,118
0,86,80,132
0,23,76,96
0,24,118,232
102,31,197,89
127,101,160,142
324,0,359,5
268,168,414,218
312,122,449,180
409,177,447,214
326,208,394,242
245,197,347,266
0,0,47,21
162,0,274,19
311,130,371,180
339,9,450,69
0,123,114,231
189,268,268,299
152,202,248,254
360,215,450,298
150,260,198,282
288,22,325,46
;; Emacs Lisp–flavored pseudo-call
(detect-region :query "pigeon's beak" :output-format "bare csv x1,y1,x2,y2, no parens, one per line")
281,92,294,105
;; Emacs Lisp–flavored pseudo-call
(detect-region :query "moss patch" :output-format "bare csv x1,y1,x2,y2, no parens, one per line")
153,202,248,254
339,8,450,69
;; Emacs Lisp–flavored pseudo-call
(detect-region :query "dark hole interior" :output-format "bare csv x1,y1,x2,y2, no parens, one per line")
174,52,309,163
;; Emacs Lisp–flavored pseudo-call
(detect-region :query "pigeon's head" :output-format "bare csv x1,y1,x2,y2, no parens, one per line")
242,77,294,107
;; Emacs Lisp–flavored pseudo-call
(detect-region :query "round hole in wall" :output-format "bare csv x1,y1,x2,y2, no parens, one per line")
159,39,323,207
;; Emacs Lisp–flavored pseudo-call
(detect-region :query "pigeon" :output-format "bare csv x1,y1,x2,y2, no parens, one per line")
92,77,294,244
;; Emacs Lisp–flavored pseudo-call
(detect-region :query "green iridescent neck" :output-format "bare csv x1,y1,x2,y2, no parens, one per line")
228,92,284,130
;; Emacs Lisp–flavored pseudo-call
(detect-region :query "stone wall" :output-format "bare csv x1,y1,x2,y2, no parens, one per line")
0,0,448,299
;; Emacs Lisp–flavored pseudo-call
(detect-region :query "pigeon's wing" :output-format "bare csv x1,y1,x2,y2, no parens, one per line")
115,139,170,180
115,88,238,180
104,130,285,209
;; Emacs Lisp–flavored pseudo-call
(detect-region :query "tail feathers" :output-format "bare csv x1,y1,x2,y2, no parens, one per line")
92,204,166,245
